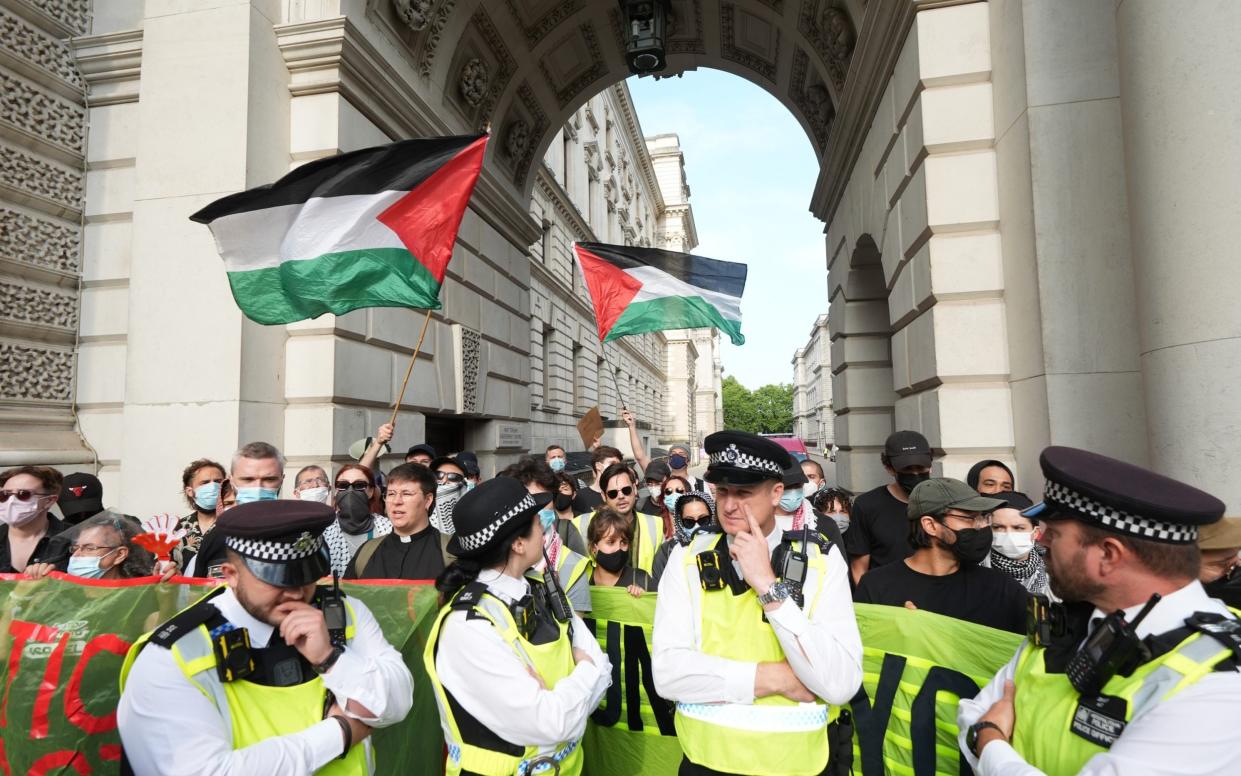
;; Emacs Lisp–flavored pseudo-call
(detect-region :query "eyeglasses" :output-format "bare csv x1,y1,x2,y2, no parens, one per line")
384,489,425,501
606,486,635,499
435,471,465,484
334,481,370,492
0,490,48,503
298,476,328,489
664,488,686,496
941,510,993,527
70,544,120,554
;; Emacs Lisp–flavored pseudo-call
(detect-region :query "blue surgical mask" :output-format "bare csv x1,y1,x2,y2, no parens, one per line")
68,548,118,579
663,494,681,513
779,488,804,512
669,454,688,470
549,458,566,472
538,507,556,533
193,482,221,511
466,480,476,492
235,487,279,504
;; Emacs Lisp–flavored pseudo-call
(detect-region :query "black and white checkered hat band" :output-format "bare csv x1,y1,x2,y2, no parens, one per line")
1044,480,1198,543
457,492,538,552
708,443,782,475
226,531,325,561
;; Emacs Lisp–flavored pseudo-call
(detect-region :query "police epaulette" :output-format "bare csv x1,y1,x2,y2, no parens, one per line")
1184,612,1241,661
780,530,831,553
150,588,228,648
451,581,489,612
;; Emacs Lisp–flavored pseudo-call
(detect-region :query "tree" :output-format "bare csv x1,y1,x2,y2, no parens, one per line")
722,375,758,433
721,377,794,435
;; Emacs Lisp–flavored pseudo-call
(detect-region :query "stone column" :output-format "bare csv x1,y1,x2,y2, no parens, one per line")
1116,2,1241,507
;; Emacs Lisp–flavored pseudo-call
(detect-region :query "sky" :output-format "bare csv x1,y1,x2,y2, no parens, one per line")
627,70,827,391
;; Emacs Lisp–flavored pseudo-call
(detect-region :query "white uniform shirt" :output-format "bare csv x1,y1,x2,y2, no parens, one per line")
118,588,414,775
433,570,611,750
652,524,863,706
957,580,1241,775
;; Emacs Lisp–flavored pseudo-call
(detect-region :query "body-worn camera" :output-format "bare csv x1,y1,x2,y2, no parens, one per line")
697,550,726,591
1027,594,1067,647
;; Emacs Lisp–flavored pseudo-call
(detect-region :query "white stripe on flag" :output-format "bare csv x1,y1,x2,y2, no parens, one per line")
625,266,743,321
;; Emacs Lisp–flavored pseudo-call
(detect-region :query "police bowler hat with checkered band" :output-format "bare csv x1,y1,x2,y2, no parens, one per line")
216,500,334,587
1023,446,1224,545
704,431,791,485
447,477,552,558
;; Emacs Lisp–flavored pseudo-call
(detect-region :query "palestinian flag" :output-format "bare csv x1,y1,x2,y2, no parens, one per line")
190,135,487,324
574,242,748,345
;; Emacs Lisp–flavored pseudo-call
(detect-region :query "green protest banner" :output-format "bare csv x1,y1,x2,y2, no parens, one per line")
0,574,442,775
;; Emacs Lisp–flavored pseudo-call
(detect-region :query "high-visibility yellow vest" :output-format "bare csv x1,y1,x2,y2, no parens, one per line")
674,532,833,776
423,584,584,776
119,588,366,775
528,545,591,595
1011,610,1241,774
573,511,661,574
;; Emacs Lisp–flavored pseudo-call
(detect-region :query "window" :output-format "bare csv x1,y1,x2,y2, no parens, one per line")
541,219,552,265
571,344,582,411
542,328,554,408
562,132,573,195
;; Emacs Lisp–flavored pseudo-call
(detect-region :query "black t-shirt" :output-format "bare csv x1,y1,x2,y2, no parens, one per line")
346,526,446,581
189,527,228,578
844,485,913,568
0,516,69,573
853,560,1029,633
572,488,603,514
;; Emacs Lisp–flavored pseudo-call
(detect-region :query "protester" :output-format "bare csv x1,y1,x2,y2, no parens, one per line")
801,458,827,497
651,490,715,585
119,501,414,773
177,458,226,565
637,459,670,515
58,472,104,524
965,459,1014,494
65,512,155,579
551,471,589,555
545,444,568,472
323,464,392,578
345,463,444,580
1198,515,1241,608
657,474,690,538
980,491,1052,599
186,442,284,578
653,431,862,776
854,478,1028,633
455,451,482,490
959,446,1241,774
587,507,654,595
812,486,854,535
845,430,933,583
0,465,68,573
622,408,704,493
355,421,394,472
572,445,623,513
424,478,609,775
405,444,436,466
775,461,844,550
291,465,331,504
667,443,704,492
575,462,662,574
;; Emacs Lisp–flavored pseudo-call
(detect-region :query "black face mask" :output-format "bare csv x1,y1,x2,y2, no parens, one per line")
945,526,993,565
595,548,628,573
554,492,574,513
1203,568,1241,608
896,471,930,494
336,490,374,535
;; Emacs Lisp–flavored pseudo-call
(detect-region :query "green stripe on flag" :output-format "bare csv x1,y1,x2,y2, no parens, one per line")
225,248,442,324
603,295,744,345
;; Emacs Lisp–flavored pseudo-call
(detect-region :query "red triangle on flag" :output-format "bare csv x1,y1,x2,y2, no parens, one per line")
574,244,643,341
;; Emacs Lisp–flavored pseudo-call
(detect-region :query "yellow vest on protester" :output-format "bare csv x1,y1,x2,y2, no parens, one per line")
119,588,367,775
674,532,834,776
1010,615,1241,774
573,510,661,574
423,583,584,776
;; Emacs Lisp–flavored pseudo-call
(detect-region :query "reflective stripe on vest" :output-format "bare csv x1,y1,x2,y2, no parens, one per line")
529,549,591,596
423,592,584,776
1011,626,1236,774
674,532,832,776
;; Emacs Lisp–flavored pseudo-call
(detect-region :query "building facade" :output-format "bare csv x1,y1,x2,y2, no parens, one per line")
792,313,832,454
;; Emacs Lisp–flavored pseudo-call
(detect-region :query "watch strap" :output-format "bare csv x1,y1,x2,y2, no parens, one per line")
758,581,789,605
314,645,344,674
969,720,1004,755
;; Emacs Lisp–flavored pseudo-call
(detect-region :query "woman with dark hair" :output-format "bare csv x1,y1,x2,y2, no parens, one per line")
572,462,663,574
323,463,392,577
657,474,691,539
651,490,716,585
551,471,589,555
586,507,654,596
966,459,1015,494
812,486,855,535
424,478,609,776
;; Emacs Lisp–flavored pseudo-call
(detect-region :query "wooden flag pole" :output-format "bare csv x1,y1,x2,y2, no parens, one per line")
390,309,434,427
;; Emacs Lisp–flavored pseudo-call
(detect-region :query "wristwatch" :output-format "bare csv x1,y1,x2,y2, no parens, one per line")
313,645,345,675
757,581,791,606
966,720,1005,756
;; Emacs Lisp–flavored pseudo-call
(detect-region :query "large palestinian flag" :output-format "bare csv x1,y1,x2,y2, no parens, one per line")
190,135,487,324
574,242,748,345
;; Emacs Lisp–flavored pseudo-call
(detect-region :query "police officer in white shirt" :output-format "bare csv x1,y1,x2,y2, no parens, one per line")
653,430,863,775
959,446,1241,775
118,500,414,775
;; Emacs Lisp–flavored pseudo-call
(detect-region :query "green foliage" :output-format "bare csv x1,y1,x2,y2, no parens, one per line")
721,376,794,434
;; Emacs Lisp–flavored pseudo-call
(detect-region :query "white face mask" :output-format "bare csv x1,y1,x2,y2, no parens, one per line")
645,485,660,501
297,486,331,504
992,531,1035,559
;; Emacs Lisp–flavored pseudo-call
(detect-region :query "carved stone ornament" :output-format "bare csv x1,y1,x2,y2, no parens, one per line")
392,0,434,31
458,57,489,107
823,8,855,62
806,82,834,124
504,119,531,160
0,342,73,402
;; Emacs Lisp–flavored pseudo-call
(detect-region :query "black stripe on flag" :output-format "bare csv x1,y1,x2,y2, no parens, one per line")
575,242,747,298
190,135,484,224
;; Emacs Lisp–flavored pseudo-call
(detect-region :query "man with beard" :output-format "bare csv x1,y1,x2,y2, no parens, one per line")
854,478,1028,633
958,447,1241,775
574,462,663,574
845,430,934,583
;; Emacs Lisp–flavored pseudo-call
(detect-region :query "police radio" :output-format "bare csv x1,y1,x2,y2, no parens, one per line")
1065,593,1160,696
771,527,812,607
540,548,575,640
318,573,348,649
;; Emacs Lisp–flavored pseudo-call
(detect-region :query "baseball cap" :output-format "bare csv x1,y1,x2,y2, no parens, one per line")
884,430,932,470
59,473,103,518
907,478,1005,520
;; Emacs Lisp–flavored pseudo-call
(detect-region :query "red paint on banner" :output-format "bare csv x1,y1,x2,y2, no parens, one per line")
31,631,70,739
65,635,129,734
27,750,90,775
2,621,62,728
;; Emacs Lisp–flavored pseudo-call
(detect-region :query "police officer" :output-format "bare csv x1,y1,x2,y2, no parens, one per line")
652,431,863,776
959,446,1241,774
424,477,609,776
118,501,414,775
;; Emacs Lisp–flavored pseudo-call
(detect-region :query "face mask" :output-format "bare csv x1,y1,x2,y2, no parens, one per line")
946,526,993,565
595,548,628,573
553,492,574,513
297,486,330,504
466,480,476,492
829,512,850,533
896,472,930,494
806,480,824,494
336,490,374,535
235,487,279,504
549,457,566,472
645,485,660,501
67,548,119,579
538,507,557,533
779,488,803,513
193,482,221,511
992,531,1034,559
669,454,688,470
663,494,681,513
0,496,47,527
431,483,463,534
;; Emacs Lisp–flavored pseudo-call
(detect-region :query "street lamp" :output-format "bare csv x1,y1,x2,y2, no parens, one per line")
620,0,669,75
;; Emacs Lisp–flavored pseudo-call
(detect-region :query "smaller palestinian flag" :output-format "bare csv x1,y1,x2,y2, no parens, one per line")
190,135,487,324
574,242,748,345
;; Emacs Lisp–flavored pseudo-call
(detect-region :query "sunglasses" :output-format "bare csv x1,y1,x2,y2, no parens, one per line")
334,481,370,492
679,516,712,528
0,490,48,503
435,471,466,484
664,487,686,496
606,485,635,499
